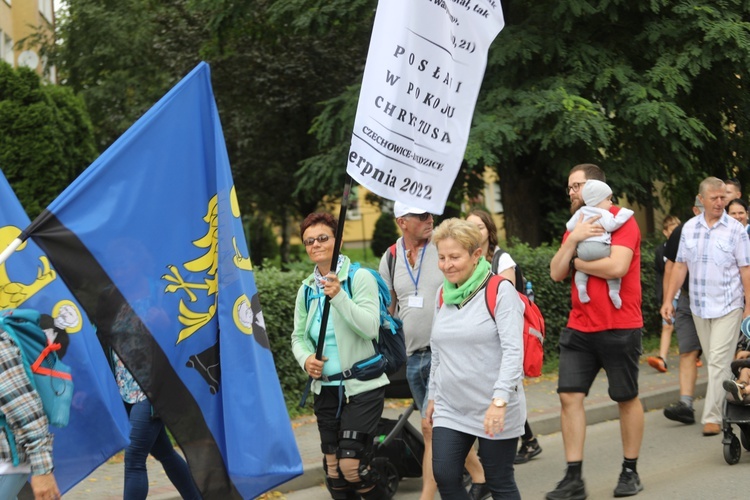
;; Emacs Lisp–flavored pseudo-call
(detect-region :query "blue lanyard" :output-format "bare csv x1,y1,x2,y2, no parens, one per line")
403,243,427,296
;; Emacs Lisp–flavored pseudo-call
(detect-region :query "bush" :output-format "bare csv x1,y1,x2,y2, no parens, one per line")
506,241,570,362
0,62,97,218
245,215,278,266
254,266,312,417
370,212,400,257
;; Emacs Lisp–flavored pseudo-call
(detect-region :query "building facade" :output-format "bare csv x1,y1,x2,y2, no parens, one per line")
0,0,56,81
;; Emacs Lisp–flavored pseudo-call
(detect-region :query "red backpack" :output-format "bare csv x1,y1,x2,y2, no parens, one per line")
439,274,545,378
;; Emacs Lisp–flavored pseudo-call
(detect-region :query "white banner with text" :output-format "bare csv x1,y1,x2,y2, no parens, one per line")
347,0,505,214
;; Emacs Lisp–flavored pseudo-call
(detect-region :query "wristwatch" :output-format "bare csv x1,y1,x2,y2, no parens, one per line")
492,398,507,408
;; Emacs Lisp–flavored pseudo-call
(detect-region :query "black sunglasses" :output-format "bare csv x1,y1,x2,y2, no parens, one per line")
303,234,331,246
407,213,433,222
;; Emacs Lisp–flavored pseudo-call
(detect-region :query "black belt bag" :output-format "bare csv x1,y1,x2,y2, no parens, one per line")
324,353,386,382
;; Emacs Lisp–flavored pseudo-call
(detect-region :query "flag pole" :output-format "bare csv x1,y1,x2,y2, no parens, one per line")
0,208,57,267
299,175,354,407
0,233,28,267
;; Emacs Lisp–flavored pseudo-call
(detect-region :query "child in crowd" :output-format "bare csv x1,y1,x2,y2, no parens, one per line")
646,215,681,373
724,322,750,405
565,180,634,308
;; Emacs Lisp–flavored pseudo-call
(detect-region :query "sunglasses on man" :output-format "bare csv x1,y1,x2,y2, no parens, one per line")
406,213,433,222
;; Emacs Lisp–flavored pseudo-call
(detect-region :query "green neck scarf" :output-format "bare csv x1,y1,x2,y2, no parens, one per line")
442,256,491,305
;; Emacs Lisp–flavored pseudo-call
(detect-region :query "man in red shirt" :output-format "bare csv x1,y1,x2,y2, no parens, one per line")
547,164,645,500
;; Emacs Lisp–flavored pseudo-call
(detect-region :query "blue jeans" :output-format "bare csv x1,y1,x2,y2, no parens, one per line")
432,427,519,499
124,400,201,500
406,349,431,418
0,473,28,500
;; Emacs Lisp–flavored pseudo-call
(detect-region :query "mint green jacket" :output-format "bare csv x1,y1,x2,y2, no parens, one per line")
291,256,389,397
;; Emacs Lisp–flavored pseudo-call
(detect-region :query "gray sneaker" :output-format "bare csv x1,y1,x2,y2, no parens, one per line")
614,469,643,497
663,401,695,424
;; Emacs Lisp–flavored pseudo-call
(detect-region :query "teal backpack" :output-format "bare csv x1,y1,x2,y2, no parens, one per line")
0,309,74,465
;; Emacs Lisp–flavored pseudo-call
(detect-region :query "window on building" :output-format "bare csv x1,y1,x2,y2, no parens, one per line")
1,31,13,65
39,0,53,22
44,57,57,84
492,182,504,214
346,187,362,221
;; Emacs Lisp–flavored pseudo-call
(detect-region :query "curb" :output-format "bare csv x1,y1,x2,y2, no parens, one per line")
275,379,708,493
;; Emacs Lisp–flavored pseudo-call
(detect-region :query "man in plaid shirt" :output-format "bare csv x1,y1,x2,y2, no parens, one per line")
0,329,60,499
661,176,750,437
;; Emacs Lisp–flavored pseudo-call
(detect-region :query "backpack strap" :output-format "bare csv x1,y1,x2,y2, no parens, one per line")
484,274,505,320
386,243,397,283
491,248,504,274
492,248,526,294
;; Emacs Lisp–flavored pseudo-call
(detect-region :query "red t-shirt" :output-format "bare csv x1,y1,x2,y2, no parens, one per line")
563,206,643,332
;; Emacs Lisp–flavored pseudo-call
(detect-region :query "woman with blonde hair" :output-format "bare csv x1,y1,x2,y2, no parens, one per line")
427,218,525,499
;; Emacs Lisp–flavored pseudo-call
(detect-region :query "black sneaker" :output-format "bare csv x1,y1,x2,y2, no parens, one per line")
663,401,695,424
545,477,587,500
514,438,542,464
468,482,491,500
613,469,643,497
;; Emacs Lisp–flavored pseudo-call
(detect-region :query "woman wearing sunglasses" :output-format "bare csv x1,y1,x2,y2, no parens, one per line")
291,212,389,500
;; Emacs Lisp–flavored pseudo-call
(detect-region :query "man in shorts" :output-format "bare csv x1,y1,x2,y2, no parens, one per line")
548,164,644,499
661,197,705,425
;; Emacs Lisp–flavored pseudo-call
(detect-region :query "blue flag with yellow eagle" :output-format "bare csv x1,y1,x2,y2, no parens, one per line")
0,170,130,493
24,62,302,498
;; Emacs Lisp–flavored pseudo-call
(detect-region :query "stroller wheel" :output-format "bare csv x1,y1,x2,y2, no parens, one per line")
724,435,741,465
741,427,750,451
383,461,399,499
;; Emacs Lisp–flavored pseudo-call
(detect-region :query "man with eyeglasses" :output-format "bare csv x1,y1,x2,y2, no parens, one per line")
379,202,490,500
548,164,645,499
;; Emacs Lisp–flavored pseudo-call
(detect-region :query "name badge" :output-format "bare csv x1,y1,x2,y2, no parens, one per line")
408,295,424,308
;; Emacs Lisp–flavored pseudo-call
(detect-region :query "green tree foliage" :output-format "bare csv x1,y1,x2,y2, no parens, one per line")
0,62,97,217
291,1,750,243
472,1,750,243
370,211,399,258
245,214,279,266
43,0,375,262
44,0,189,151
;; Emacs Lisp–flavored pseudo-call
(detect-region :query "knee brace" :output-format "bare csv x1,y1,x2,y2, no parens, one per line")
337,430,372,487
323,456,354,500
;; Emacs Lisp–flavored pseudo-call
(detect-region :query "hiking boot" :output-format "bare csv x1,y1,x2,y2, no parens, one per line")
514,438,542,464
613,469,643,497
468,482,491,500
545,477,587,500
646,356,667,373
663,401,695,424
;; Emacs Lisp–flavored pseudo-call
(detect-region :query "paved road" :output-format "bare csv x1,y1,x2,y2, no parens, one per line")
283,399,748,500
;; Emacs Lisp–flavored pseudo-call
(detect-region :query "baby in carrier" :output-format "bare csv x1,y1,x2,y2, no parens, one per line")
565,179,634,309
